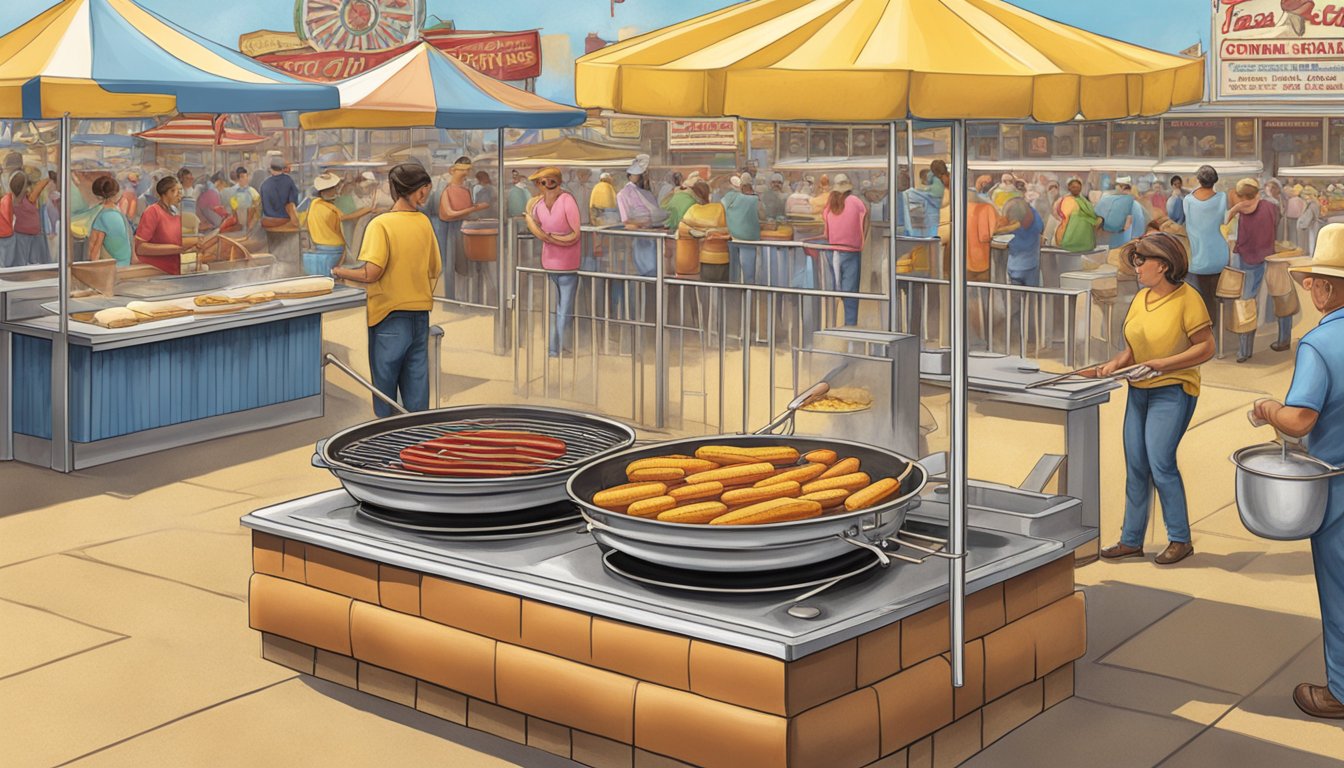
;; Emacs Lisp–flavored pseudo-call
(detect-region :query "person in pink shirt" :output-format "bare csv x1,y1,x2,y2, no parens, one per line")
822,173,868,326
524,166,582,357
9,172,51,265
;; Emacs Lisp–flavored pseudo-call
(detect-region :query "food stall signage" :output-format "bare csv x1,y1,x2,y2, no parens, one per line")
1214,0,1344,99
259,42,413,81
1264,119,1324,129
668,120,739,151
421,29,543,81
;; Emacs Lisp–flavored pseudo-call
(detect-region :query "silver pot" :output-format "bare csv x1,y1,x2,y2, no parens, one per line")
1231,443,1344,540
568,434,927,572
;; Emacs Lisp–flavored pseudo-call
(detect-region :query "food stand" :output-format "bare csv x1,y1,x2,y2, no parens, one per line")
0,0,340,472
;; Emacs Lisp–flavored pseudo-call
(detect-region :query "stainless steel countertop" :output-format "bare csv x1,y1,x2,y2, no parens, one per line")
242,489,1096,660
1,286,366,349
921,354,1119,411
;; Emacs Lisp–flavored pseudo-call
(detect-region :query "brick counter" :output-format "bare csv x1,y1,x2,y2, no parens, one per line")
249,531,1084,768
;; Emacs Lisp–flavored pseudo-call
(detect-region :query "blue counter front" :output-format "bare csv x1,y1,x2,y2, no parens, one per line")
13,315,321,442
2,286,366,470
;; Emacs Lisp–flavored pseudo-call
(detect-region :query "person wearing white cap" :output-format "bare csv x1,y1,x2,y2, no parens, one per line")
1095,176,1147,250
1252,223,1344,720
306,172,372,273
722,172,761,283
822,174,868,326
616,154,668,279
760,172,787,221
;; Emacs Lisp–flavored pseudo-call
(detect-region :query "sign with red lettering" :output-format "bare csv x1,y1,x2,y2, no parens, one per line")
421,29,542,81
258,42,412,81
1214,0,1344,99
668,120,739,151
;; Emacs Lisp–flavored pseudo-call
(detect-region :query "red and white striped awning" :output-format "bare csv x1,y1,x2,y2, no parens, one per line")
134,114,267,146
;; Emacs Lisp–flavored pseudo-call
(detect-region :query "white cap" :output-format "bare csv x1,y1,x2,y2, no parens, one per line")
1115,176,1133,188
313,172,341,192
360,171,376,182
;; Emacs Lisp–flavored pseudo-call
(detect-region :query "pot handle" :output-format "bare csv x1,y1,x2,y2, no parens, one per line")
311,439,331,469
1230,445,1344,480
837,534,892,567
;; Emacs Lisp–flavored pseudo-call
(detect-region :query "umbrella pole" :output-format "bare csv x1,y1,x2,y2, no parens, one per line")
52,113,72,473
887,122,898,333
948,119,968,688
495,127,508,356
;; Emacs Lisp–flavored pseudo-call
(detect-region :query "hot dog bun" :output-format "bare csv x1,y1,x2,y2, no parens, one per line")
657,501,729,524
801,472,871,495
593,482,668,511
684,462,776,487
844,478,902,511
818,457,861,480
720,480,802,507
709,498,823,526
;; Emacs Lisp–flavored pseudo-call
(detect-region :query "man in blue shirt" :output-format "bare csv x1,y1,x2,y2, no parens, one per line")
723,173,762,283
260,155,301,275
1165,174,1187,225
1095,177,1147,249
1254,223,1344,719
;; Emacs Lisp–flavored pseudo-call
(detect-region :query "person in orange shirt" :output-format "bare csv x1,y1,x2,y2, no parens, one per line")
967,187,997,281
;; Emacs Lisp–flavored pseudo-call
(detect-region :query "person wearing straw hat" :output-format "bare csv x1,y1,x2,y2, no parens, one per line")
306,172,371,274
438,156,490,301
1252,223,1344,719
523,167,582,358
1228,177,1289,362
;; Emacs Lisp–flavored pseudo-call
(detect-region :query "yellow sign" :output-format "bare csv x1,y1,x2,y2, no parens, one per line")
609,118,642,139
240,30,309,57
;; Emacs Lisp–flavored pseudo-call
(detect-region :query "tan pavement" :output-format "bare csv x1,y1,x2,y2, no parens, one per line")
0,304,1339,767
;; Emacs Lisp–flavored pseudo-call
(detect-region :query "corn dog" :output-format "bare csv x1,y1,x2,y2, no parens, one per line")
709,498,823,525
721,480,802,507
799,488,851,509
593,481,668,511
625,457,718,474
818,456,861,480
801,472,871,495
657,501,729,524
844,478,903,511
695,445,800,466
803,449,838,465
754,463,827,488
627,467,686,483
684,462,776,487
627,495,678,518
668,481,724,503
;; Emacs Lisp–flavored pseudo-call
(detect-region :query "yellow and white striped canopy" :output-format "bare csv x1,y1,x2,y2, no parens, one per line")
576,0,1204,123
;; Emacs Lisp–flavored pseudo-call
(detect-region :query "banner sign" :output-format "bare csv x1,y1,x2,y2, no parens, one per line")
421,29,542,81
668,119,738,151
255,30,541,82
1214,0,1344,99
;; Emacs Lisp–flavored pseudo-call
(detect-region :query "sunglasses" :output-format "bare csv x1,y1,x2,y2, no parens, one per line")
539,178,560,188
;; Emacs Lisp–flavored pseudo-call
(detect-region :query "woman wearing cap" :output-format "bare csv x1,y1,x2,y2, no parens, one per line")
1229,177,1289,362
134,176,214,275
1182,165,1234,333
307,172,372,272
679,179,731,283
1251,226,1344,719
332,164,441,417
524,167,582,357
438,157,490,301
7,171,51,265
821,174,868,326
616,154,668,278
1091,232,1213,566
87,175,133,266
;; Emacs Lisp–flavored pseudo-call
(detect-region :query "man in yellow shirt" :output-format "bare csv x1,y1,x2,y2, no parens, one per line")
307,172,371,274
331,165,441,417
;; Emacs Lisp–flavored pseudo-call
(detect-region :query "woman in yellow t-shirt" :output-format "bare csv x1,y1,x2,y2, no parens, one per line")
307,172,372,271
1088,232,1214,565
332,164,441,417
678,179,730,282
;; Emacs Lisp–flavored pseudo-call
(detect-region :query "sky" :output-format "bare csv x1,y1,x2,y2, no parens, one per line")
0,0,1209,104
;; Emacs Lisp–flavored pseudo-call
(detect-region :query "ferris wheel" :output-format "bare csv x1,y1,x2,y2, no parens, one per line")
295,0,425,53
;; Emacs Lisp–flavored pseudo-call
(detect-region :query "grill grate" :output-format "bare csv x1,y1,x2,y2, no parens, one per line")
334,416,629,476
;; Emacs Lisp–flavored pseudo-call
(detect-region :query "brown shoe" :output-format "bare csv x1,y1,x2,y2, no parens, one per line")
1100,542,1144,560
1155,541,1194,565
1295,684,1344,719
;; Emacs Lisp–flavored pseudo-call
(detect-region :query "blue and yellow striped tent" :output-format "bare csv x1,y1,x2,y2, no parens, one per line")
300,42,586,131
0,0,338,119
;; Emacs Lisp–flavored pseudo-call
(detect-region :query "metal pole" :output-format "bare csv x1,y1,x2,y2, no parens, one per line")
655,236,667,429
429,325,444,407
888,122,899,333
495,128,508,355
949,119,968,688
51,114,72,473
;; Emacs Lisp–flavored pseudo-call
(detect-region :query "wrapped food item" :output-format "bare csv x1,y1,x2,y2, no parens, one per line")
92,307,138,328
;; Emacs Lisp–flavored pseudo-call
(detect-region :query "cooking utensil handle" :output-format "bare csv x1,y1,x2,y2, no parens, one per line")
895,538,961,560
311,439,330,469
838,535,891,567
323,353,408,415
755,382,831,435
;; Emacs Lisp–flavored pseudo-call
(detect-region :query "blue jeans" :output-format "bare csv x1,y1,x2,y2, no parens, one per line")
832,250,862,325
1236,259,1293,359
367,311,430,418
549,272,579,356
1120,384,1198,547
730,243,759,283
437,218,463,300
1313,477,1344,700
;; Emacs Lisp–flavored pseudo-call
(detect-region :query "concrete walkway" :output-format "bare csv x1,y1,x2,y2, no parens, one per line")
0,305,1339,767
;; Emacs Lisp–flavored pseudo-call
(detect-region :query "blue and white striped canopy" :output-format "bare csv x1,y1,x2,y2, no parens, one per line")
0,0,339,118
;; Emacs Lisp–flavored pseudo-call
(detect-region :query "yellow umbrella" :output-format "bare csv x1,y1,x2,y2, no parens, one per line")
576,0,1205,693
576,0,1202,122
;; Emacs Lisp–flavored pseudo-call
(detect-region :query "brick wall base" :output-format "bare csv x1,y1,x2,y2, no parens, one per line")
250,532,1085,768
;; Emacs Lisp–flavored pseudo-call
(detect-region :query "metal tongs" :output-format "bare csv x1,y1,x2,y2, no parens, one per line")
757,361,852,435
1025,363,1160,389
